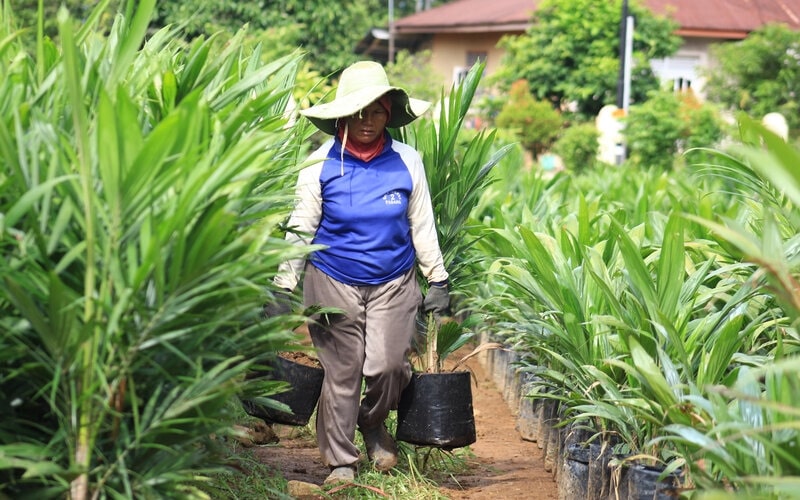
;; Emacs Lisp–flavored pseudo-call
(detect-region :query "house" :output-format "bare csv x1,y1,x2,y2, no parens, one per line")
361,0,800,96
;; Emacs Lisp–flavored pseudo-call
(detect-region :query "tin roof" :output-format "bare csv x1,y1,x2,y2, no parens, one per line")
394,0,800,38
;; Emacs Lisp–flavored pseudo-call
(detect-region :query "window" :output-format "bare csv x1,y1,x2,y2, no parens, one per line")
673,78,692,91
466,51,486,67
650,54,701,93
453,51,487,84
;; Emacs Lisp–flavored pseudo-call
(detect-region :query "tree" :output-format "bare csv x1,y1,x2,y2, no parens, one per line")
3,1,122,39
8,1,462,78
153,0,385,75
702,24,800,137
385,49,445,103
623,89,725,169
495,80,563,156
493,0,679,117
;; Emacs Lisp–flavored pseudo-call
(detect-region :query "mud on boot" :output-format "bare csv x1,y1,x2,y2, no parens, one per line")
324,464,356,485
360,425,398,471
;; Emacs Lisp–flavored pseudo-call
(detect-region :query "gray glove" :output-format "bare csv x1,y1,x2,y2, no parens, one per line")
423,283,451,317
262,288,293,318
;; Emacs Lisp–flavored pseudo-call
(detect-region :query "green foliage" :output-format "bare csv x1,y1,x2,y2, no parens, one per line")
691,114,800,322
153,0,384,75
682,97,726,150
495,80,563,156
10,1,464,80
553,122,600,173
418,313,483,373
0,3,311,497
470,111,800,493
154,0,268,36
624,89,726,169
474,92,506,126
2,0,121,39
624,90,685,169
681,94,727,167
703,24,800,137
654,112,800,498
494,0,679,117
385,49,445,103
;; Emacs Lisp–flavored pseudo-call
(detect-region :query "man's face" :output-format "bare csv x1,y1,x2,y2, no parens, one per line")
344,101,389,145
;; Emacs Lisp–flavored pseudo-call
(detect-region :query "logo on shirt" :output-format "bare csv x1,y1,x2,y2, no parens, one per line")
384,191,403,205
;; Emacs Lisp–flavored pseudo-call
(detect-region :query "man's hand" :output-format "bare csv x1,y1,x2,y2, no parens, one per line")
263,288,293,318
423,282,451,318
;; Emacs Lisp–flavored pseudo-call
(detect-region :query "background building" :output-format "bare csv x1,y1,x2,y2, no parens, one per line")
359,0,800,96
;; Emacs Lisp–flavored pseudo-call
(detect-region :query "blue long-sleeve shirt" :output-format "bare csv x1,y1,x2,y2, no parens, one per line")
275,133,448,289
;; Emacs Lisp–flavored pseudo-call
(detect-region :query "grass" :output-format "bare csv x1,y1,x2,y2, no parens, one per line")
202,451,289,499
205,440,465,500
205,408,472,499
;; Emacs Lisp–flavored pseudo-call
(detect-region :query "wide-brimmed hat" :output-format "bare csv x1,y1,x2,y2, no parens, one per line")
300,61,431,135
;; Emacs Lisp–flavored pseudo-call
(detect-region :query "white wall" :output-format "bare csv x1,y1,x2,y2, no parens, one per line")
650,37,719,97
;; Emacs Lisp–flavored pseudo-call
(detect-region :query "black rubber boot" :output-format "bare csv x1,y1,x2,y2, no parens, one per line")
360,425,398,471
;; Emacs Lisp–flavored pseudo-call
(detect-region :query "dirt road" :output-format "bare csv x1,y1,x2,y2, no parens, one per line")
252,351,559,499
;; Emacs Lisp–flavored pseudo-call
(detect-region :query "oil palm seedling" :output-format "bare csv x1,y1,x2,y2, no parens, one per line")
654,357,800,498
650,114,800,497
393,62,508,450
481,139,794,494
0,2,313,497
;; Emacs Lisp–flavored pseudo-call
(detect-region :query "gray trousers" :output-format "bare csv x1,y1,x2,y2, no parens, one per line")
303,263,421,468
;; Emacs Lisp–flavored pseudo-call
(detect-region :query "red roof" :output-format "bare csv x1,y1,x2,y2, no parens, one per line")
650,0,800,36
394,0,800,38
394,0,539,33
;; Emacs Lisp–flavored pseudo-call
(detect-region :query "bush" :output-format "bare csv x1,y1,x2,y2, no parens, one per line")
624,90,684,169
703,24,800,136
475,92,506,126
624,89,726,169
496,80,563,156
553,122,600,173
679,92,727,165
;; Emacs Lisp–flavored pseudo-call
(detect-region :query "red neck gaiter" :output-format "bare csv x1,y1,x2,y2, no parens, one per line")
338,131,386,162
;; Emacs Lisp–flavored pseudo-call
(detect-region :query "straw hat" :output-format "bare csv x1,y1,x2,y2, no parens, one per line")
300,61,431,135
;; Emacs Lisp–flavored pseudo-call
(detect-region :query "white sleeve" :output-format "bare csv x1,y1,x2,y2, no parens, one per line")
273,148,326,290
405,148,449,284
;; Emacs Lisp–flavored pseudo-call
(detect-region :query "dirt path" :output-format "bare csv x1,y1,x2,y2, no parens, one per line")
251,353,558,499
